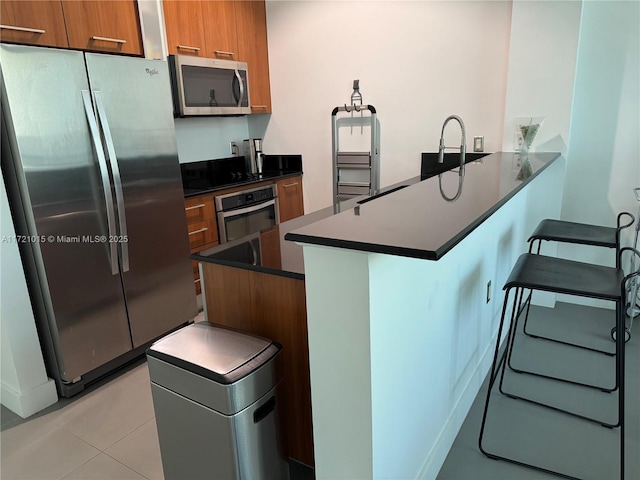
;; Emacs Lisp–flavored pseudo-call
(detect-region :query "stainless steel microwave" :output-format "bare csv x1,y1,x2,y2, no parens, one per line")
168,55,250,116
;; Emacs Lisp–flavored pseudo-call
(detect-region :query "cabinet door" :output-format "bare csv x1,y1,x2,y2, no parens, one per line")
260,225,282,270
235,0,271,113
201,0,238,61
0,1,68,48
62,0,143,55
277,176,304,223
184,194,219,252
185,194,216,225
162,0,206,56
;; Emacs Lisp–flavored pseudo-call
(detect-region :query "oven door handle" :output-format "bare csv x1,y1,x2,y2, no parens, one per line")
218,198,277,219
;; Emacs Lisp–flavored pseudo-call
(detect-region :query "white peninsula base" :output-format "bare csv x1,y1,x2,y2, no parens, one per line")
299,156,565,479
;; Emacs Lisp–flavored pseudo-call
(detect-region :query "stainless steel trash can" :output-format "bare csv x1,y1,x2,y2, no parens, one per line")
147,322,288,480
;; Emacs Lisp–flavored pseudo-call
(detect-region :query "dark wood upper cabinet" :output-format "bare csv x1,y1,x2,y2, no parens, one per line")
1,0,142,55
161,0,272,112
0,1,69,48
61,0,143,56
201,0,238,60
162,0,207,56
235,0,272,113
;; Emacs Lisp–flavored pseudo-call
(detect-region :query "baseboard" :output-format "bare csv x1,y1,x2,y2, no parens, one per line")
556,294,614,310
417,329,499,479
1,378,58,418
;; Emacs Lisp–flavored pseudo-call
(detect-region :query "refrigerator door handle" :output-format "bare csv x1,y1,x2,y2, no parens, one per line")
93,91,130,273
81,90,119,275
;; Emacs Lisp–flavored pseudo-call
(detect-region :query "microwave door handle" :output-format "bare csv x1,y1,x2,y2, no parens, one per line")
81,90,119,275
234,69,244,107
93,91,130,273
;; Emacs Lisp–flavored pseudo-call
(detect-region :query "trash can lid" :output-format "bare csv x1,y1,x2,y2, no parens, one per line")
147,322,275,383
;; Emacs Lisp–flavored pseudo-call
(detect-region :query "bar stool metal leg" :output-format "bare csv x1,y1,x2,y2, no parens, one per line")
478,286,582,480
478,248,637,479
499,288,621,428
507,288,618,394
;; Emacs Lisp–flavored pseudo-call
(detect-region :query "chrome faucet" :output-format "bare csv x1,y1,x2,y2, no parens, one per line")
437,115,467,202
438,114,466,176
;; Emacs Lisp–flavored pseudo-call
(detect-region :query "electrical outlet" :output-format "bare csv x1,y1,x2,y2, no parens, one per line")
514,131,524,151
230,142,239,156
486,280,491,303
473,136,484,152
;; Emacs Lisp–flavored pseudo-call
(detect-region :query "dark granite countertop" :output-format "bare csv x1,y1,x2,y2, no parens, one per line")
285,152,560,260
183,171,303,197
194,152,561,277
192,176,421,278
181,154,303,197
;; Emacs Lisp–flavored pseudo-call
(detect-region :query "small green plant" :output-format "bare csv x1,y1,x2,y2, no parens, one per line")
520,123,541,149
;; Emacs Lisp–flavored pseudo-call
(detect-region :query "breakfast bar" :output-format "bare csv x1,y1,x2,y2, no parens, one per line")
194,151,565,476
286,151,564,479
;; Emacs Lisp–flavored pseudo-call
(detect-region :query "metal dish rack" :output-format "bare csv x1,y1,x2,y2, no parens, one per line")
331,104,379,213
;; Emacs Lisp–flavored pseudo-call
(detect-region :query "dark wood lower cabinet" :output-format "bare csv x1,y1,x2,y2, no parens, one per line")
200,262,314,466
260,225,282,270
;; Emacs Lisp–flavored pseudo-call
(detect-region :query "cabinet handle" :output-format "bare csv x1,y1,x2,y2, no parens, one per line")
185,203,206,211
214,50,235,57
177,45,200,52
0,24,45,34
91,35,126,45
252,105,268,109
283,182,299,188
188,227,208,236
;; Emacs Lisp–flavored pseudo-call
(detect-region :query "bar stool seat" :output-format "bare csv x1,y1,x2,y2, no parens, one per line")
503,254,623,412
524,212,635,350
511,254,623,301
478,247,638,480
529,219,618,248
528,213,634,260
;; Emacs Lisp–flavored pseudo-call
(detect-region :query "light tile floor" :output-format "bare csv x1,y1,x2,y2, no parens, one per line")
0,311,314,480
1,360,161,480
2,304,637,479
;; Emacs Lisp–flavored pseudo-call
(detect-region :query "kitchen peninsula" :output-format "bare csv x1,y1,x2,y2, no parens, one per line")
194,151,564,475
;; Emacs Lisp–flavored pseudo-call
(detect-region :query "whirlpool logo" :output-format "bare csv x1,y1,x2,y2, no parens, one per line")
145,68,159,77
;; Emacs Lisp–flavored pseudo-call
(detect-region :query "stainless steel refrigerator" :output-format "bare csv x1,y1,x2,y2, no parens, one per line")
1,44,196,397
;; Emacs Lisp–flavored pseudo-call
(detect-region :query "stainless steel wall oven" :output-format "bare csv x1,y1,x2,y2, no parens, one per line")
215,185,278,243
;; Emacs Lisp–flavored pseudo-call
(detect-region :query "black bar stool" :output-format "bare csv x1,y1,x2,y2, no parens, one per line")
528,213,635,260
522,213,635,354
478,247,639,479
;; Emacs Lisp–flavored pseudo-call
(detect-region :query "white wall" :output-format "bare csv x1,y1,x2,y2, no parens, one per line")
501,0,582,154
0,178,58,418
560,0,640,272
174,117,249,163
265,0,513,213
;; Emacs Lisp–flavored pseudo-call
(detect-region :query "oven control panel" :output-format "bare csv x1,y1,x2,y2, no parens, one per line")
217,185,276,212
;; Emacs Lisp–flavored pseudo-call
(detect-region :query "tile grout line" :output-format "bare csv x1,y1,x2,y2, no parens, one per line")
102,417,160,480
101,451,154,480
